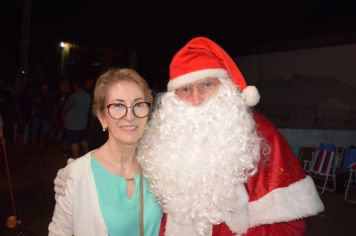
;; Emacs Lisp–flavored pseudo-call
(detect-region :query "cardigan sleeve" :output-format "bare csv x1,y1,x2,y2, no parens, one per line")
48,166,74,236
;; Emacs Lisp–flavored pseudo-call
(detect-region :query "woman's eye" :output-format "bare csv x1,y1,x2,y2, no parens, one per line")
114,103,125,109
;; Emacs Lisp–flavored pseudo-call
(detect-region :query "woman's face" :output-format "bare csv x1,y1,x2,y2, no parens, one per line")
99,80,149,146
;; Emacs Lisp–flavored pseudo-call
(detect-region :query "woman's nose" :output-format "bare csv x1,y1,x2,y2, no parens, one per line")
123,107,135,120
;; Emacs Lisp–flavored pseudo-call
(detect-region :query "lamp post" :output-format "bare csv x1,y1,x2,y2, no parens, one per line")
59,42,71,77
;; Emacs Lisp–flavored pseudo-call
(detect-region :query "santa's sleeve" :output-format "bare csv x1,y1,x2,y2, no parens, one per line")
244,111,324,232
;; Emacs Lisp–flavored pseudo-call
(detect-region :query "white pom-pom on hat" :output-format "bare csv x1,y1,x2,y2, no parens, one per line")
241,86,260,107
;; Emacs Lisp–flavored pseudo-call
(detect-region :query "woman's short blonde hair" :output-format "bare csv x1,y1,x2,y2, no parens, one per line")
92,68,153,118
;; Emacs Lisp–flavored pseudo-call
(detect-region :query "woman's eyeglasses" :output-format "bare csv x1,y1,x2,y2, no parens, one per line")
106,102,151,120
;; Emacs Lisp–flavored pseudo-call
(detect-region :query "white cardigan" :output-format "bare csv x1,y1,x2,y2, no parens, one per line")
48,152,108,236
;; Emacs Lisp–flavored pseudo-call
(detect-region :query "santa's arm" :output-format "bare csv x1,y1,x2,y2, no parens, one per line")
244,111,323,231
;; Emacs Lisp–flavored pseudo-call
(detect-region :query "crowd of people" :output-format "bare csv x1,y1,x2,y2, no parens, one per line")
0,75,95,158
50,37,324,236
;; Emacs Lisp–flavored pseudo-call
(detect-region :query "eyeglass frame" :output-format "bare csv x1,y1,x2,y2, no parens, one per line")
106,101,151,120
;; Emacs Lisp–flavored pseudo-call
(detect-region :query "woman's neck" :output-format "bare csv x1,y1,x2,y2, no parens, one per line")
94,139,139,177
110,140,136,163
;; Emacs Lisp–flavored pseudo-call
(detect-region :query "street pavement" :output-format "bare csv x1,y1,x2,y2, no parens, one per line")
0,141,67,236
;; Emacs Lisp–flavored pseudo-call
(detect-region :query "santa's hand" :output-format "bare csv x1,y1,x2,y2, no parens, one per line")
54,158,75,199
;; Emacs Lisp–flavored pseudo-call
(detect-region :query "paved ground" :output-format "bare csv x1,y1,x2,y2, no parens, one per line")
0,141,66,236
1,140,356,236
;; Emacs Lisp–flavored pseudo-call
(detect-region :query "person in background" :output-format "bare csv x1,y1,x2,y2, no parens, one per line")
49,68,162,236
31,82,57,150
84,76,99,150
137,37,324,236
55,79,72,157
13,79,32,154
0,77,12,143
0,78,12,128
63,77,91,158
0,113,4,144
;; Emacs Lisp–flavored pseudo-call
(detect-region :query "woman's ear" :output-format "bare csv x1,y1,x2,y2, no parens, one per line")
97,110,107,131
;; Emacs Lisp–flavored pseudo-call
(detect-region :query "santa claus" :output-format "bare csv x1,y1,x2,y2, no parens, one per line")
136,37,324,236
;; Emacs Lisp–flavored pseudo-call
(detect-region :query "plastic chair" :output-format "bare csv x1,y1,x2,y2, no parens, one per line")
343,148,356,203
303,143,340,194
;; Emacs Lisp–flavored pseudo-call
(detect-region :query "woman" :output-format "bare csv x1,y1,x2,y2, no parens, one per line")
49,68,163,236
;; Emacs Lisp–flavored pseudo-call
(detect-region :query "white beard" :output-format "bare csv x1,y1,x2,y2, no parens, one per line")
137,79,261,235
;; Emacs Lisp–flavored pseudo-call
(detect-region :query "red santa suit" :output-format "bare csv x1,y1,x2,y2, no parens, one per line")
158,111,323,236
158,37,324,235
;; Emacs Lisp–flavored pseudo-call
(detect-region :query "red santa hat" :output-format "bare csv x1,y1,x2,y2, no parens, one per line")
168,37,260,107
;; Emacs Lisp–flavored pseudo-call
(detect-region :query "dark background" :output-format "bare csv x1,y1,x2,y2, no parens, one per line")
2,0,356,91
1,2,356,235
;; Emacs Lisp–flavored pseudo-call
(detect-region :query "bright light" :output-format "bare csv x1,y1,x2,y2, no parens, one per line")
60,42,66,48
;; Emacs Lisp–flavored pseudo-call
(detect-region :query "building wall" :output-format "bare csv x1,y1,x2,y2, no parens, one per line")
279,128,356,148
235,43,356,130
236,43,356,89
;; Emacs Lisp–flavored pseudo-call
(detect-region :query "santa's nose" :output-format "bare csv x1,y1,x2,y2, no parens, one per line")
188,88,205,106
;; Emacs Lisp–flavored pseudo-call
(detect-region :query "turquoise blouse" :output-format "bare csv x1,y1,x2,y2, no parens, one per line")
91,157,163,236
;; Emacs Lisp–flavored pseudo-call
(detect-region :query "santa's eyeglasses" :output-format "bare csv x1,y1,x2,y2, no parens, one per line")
175,78,220,98
106,102,151,120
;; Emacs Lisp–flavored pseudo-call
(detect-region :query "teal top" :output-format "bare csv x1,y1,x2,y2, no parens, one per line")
91,157,163,236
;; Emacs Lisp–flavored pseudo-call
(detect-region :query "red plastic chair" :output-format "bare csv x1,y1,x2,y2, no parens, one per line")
344,148,356,203
303,144,340,194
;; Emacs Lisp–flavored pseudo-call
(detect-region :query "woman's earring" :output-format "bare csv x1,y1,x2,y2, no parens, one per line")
102,126,107,132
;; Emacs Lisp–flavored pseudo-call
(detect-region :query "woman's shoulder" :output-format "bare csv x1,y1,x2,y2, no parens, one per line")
65,152,93,177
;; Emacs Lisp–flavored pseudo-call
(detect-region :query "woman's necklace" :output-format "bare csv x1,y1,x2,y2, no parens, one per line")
122,158,135,181
124,156,144,236
124,160,144,236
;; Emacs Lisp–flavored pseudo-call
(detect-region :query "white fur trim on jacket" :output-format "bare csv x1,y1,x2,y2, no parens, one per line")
248,176,324,228
167,69,229,91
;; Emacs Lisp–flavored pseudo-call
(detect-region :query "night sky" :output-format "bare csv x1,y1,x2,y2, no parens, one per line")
2,0,356,89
